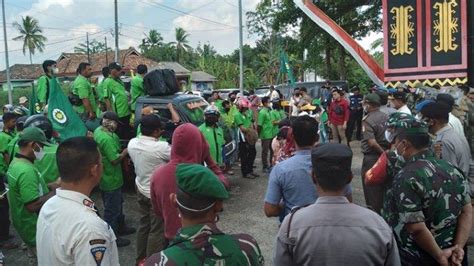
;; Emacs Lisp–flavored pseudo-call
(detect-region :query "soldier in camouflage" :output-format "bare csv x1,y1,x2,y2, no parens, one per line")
381,115,472,265
144,164,264,266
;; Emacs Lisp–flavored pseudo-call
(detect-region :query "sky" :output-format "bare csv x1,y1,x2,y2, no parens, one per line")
0,0,382,70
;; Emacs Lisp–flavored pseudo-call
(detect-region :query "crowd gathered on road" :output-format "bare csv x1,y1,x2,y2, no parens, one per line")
0,59,473,265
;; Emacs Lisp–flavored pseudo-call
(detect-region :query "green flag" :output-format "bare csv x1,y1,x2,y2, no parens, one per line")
47,78,87,141
279,50,295,85
29,84,40,115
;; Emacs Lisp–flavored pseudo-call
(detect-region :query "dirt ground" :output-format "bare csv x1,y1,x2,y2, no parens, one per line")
1,141,473,265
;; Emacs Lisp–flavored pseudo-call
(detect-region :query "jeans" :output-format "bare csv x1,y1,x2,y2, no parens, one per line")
101,188,125,234
261,139,272,169
239,142,256,176
136,191,165,262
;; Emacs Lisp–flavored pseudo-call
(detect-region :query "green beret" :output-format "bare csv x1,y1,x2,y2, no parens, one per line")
386,113,428,134
176,163,229,200
364,93,381,105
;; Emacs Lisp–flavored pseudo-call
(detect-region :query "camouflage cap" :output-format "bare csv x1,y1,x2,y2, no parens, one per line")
176,163,229,200
386,113,428,134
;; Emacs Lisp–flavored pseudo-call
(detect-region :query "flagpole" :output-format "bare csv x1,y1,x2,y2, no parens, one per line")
2,0,13,105
238,0,244,95
114,0,119,63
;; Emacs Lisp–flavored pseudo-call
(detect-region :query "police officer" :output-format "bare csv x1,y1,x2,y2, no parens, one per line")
199,105,225,167
381,116,471,265
93,111,134,247
346,85,364,142
360,93,389,213
36,137,119,265
274,143,400,265
144,164,264,265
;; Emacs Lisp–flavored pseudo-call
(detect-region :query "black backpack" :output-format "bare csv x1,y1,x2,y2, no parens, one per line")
143,69,180,96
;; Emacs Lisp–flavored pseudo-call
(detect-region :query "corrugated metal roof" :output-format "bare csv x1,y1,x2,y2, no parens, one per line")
0,64,43,83
191,71,216,82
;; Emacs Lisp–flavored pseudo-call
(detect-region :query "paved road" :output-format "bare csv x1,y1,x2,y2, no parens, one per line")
2,141,473,265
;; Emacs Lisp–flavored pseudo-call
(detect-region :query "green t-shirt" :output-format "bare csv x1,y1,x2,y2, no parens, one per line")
37,75,50,104
72,75,98,115
0,131,14,175
105,77,130,118
93,126,123,191
234,110,252,129
130,75,144,111
258,107,273,140
7,133,20,167
199,124,224,165
34,144,59,184
221,106,238,129
270,109,284,137
7,157,49,247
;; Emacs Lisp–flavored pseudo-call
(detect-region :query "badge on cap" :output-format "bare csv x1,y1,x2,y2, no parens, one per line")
91,246,106,266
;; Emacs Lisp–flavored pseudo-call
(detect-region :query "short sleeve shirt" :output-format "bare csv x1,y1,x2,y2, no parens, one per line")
93,127,123,191
72,75,98,115
37,189,119,265
361,110,389,154
34,144,59,184
258,107,273,140
105,77,130,118
7,157,49,247
0,131,14,175
37,75,50,104
270,110,284,137
234,110,252,129
130,75,144,111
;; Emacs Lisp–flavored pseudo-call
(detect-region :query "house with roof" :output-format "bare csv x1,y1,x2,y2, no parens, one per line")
0,64,43,91
190,71,216,91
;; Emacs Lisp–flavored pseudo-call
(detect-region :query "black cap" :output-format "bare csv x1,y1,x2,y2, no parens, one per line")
108,62,122,71
351,85,360,92
388,91,406,101
140,114,164,130
311,143,353,169
420,102,450,121
436,93,455,108
101,111,121,124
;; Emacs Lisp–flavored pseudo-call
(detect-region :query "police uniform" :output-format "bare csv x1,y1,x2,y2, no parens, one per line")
274,144,400,266
36,189,119,265
361,93,389,213
381,118,471,265
346,87,364,141
145,164,264,266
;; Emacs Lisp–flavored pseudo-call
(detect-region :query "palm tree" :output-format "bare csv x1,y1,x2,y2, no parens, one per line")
139,29,163,52
13,16,47,64
169,27,191,63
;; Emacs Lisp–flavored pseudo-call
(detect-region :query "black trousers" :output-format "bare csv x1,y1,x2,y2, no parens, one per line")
116,115,132,140
239,142,256,176
361,153,385,214
346,110,363,141
0,179,10,242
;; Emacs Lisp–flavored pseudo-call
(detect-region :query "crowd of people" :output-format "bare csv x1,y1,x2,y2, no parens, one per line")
0,58,473,266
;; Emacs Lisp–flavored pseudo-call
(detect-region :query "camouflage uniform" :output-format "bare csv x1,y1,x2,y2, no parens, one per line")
146,223,264,265
382,150,471,265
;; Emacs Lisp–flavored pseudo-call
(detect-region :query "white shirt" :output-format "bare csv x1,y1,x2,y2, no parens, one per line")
449,112,464,136
37,189,119,266
128,135,171,198
290,96,301,117
397,105,412,115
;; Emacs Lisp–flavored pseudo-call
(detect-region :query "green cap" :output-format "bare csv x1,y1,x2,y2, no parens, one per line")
386,113,428,134
20,127,51,146
364,93,381,105
176,163,229,200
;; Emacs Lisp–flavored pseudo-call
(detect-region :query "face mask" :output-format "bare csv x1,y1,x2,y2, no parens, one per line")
103,119,118,132
393,141,406,162
52,67,59,74
363,105,368,113
205,116,218,125
224,108,230,113
34,144,45,161
385,130,395,143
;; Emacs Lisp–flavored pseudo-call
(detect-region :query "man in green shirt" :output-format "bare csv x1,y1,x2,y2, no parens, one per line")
235,98,259,178
104,62,131,140
199,106,225,166
93,111,134,247
97,67,110,113
258,97,274,172
7,127,58,258
36,60,58,112
270,99,285,138
72,62,100,131
144,164,264,265
131,64,147,112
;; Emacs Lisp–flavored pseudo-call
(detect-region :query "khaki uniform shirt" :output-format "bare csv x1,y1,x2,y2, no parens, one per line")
37,189,119,266
361,110,389,154
274,196,400,266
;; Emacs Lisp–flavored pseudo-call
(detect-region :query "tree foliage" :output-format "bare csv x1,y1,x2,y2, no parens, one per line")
13,16,47,64
74,39,109,54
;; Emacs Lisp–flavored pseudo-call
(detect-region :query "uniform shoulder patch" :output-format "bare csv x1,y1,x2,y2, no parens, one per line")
91,246,106,266
89,239,106,245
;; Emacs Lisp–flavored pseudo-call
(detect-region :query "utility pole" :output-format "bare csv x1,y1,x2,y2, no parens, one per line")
105,36,109,66
1,0,12,105
114,0,119,63
86,32,90,63
238,0,243,94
